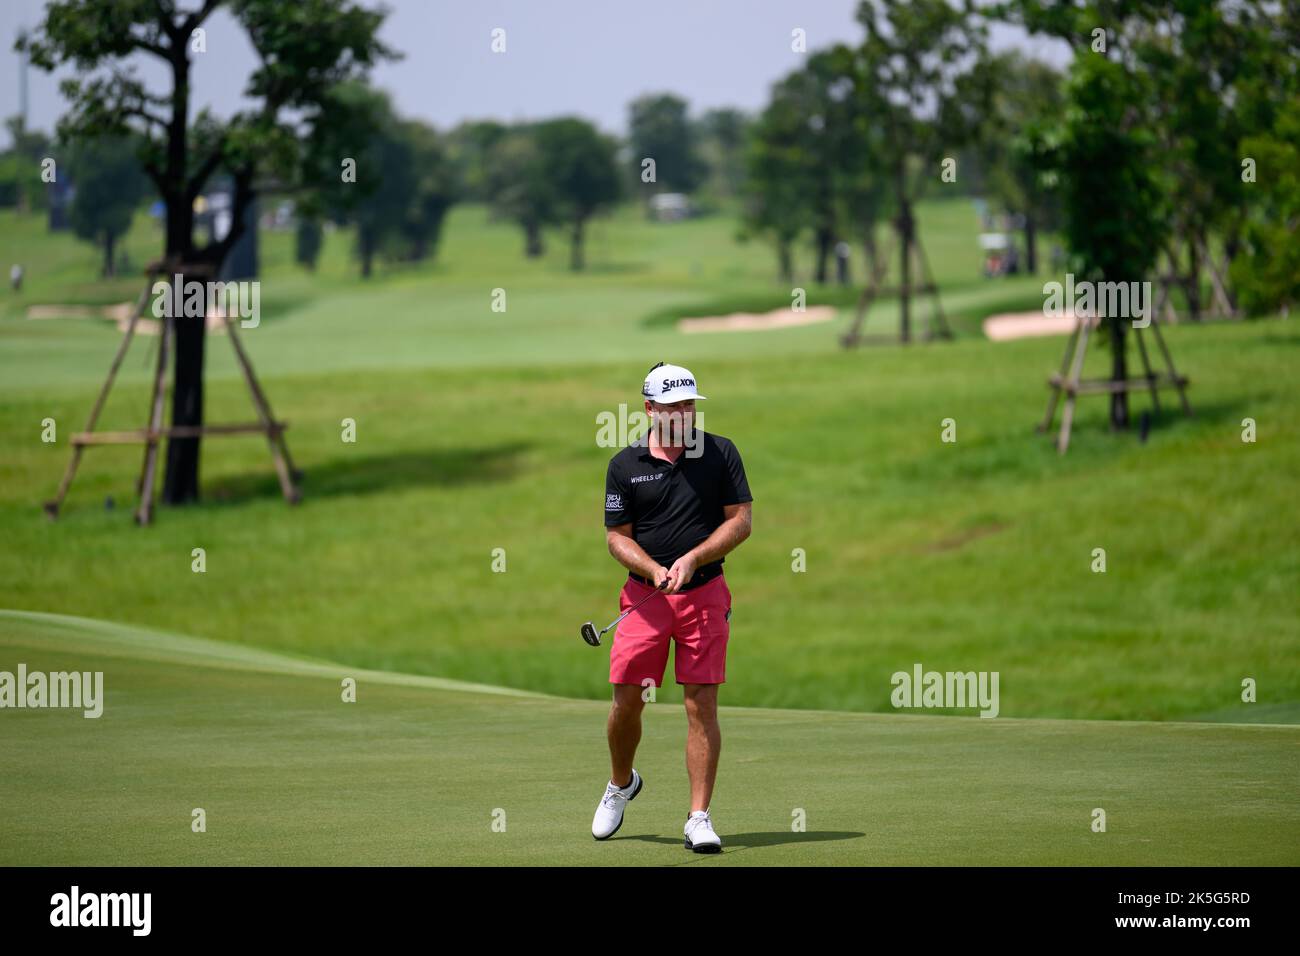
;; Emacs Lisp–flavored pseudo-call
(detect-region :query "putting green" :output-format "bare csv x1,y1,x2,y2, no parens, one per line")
2,610,1295,865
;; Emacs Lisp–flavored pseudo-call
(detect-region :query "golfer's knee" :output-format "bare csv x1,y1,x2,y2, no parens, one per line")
611,684,647,713
683,692,718,724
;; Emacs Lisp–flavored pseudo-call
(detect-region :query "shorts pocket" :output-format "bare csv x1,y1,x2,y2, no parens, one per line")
702,601,730,642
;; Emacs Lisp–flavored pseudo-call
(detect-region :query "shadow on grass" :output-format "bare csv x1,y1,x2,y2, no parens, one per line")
1041,393,1256,446
891,395,1254,488
1110,396,1257,444
1260,332,1300,347
621,830,867,854
581,261,652,276
205,441,531,505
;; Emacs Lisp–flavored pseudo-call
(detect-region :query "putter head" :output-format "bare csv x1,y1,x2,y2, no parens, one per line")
580,622,601,647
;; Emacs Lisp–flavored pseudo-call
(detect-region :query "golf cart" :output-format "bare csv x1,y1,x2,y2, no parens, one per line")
979,232,1020,277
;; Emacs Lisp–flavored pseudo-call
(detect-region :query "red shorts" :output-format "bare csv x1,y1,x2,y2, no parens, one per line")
609,574,732,687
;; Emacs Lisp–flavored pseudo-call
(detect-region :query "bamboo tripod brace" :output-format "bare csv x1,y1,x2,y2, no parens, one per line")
840,232,952,348
45,261,301,524
1038,311,1191,454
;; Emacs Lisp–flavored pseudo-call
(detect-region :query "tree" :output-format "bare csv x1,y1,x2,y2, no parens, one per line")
484,126,558,258
297,81,400,279
354,113,414,277
999,0,1297,318
66,134,150,276
445,120,509,203
311,104,458,275
1030,54,1168,429
1233,94,1300,315
1,117,53,212
974,52,1065,275
775,51,858,285
20,0,395,505
740,87,818,283
1225,1,1300,316
696,108,751,199
533,118,622,271
741,46,888,287
627,94,707,196
295,215,322,271
397,120,460,264
843,0,993,340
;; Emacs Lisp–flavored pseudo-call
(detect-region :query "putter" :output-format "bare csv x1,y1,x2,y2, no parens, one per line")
581,579,670,646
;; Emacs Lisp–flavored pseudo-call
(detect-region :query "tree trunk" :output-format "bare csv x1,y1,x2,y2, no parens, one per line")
1023,217,1037,275
359,225,374,278
165,287,206,504
778,239,793,284
524,219,543,257
102,231,116,278
161,258,206,508
161,45,204,506
1185,236,1202,321
814,226,833,285
1222,229,1240,313
898,225,911,343
1109,316,1129,429
862,230,879,284
570,216,585,271
896,162,912,343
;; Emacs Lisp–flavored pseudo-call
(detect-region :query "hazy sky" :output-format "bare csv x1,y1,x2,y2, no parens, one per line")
1,0,1070,147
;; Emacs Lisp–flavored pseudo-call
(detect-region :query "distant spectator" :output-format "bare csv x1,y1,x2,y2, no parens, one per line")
1005,243,1020,275
1050,243,1068,272
10,264,22,292
835,241,851,286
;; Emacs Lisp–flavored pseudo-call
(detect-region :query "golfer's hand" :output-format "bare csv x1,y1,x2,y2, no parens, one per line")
665,554,697,594
651,566,671,590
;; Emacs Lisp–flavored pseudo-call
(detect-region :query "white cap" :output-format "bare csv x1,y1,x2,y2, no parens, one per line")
642,363,706,403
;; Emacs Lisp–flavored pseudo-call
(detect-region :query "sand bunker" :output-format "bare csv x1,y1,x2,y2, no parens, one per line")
983,310,1099,341
26,303,227,335
678,305,837,334
25,302,135,322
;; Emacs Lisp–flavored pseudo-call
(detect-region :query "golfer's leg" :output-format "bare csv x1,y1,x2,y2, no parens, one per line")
683,683,720,813
673,576,730,812
607,683,646,788
606,578,672,787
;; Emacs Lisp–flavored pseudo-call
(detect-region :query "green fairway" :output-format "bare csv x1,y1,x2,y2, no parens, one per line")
5,0,1296,879
1,202,1297,723
2,611,1296,866
0,201,1040,390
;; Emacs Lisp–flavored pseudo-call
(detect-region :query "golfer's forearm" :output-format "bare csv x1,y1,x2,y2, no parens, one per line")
607,533,662,579
687,515,751,566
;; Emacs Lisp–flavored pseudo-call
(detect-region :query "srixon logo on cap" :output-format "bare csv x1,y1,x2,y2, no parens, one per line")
662,377,694,390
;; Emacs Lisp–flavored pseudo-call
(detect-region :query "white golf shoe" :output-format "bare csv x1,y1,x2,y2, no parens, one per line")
683,809,722,853
592,769,643,840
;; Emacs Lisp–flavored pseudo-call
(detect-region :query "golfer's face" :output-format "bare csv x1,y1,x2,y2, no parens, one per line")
648,399,694,443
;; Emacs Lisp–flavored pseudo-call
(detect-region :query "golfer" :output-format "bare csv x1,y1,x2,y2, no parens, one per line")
591,362,753,852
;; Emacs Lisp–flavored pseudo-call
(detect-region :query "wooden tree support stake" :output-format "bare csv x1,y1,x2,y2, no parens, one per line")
841,233,950,348
1037,312,1192,454
44,263,301,524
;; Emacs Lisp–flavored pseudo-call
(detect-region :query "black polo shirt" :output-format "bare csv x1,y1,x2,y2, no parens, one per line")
604,429,752,587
